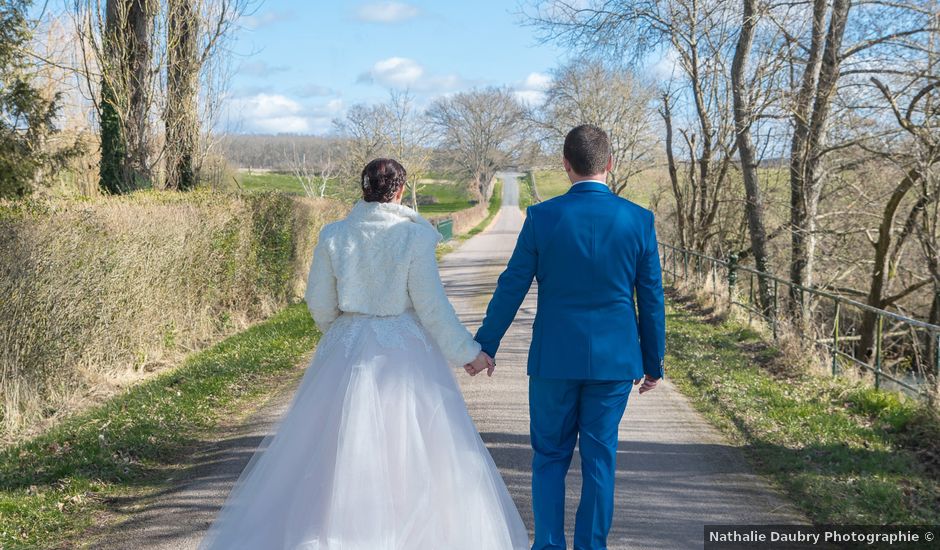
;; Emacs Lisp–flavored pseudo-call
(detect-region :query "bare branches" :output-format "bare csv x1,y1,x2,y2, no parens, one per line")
532,59,658,197
426,87,527,200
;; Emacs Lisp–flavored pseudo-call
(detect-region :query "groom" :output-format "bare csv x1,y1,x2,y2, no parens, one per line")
469,124,666,550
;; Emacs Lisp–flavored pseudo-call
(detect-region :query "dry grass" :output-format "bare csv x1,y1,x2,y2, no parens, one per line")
667,269,845,382
0,191,347,441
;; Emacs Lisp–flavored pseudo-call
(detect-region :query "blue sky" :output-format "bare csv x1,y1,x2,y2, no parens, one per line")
226,0,570,134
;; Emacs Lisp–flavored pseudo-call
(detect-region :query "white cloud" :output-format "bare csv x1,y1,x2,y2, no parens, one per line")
358,57,464,92
355,2,420,23
651,47,680,81
513,71,552,106
359,57,425,87
229,93,310,134
523,72,552,91
514,90,546,106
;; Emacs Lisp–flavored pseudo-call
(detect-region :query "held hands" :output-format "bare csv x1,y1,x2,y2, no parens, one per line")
633,374,660,395
464,351,495,377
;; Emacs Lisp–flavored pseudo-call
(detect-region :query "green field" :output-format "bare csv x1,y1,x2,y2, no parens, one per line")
532,169,663,208
237,171,310,194
532,170,571,200
237,172,474,215
411,182,475,215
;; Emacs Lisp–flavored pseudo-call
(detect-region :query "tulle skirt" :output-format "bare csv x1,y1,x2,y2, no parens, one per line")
198,311,529,550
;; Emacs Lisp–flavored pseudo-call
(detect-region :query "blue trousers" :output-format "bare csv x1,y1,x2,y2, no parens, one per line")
529,377,631,550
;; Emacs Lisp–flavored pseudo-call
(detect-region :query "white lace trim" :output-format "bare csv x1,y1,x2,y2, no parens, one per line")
317,311,433,360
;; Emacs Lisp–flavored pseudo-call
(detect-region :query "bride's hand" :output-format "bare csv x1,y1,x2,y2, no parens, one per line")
464,352,495,377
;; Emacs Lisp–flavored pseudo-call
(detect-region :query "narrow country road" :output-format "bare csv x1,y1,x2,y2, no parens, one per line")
90,172,804,550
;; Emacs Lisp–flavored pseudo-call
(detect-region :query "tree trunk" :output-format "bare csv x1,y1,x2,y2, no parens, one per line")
787,0,829,313
858,167,922,357
99,0,155,194
165,0,200,190
731,0,773,314
788,0,851,316
661,94,686,248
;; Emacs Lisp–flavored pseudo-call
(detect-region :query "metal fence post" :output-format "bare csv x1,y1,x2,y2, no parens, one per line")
672,247,679,286
748,272,755,325
772,279,779,341
712,261,718,305
935,331,940,395
875,314,884,389
832,300,841,376
727,253,738,308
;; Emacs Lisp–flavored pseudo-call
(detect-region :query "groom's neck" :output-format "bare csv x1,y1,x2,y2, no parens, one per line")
568,173,608,185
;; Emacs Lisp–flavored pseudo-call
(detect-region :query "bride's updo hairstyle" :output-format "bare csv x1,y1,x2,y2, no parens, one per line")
361,158,407,203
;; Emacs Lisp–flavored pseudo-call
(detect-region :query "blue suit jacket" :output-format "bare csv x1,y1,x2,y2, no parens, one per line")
475,181,666,381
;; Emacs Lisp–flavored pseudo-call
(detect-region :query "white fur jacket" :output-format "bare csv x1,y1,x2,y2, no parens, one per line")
304,200,481,366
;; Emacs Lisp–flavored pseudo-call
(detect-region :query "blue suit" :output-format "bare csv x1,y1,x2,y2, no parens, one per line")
475,180,666,550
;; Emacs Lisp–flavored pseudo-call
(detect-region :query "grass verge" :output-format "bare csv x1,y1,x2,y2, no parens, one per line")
665,292,940,524
0,304,319,549
414,183,475,215
532,169,570,200
518,173,535,210
436,181,503,261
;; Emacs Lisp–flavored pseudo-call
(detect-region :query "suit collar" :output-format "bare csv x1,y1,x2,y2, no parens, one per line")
567,180,612,195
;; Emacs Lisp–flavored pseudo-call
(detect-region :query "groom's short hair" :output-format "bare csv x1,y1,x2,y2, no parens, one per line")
563,125,610,176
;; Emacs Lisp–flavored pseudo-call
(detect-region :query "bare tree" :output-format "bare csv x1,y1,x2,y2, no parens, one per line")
165,0,256,190
83,0,159,193
287,139,339,198
731,0,789,314
426,87,526,201
528,1,741,253
855,70,940,355
387,90,433,210
532,59,658,197
165,0,198,190
333,101,394,188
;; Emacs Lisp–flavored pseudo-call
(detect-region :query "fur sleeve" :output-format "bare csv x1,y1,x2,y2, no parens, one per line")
305,228,340,333
406,229,481,366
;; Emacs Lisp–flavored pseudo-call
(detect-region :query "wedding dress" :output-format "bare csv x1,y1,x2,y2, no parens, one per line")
198,200,529,550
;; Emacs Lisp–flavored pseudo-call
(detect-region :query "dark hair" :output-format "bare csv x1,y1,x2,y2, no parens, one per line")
360,158,407,203
563,124,610,176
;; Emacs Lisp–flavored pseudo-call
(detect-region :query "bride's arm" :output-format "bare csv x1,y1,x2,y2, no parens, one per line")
305,232,340,333
407,229,481,366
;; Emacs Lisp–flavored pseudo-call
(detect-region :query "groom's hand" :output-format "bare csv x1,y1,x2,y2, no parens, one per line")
464,352,495,377
634,375,660,394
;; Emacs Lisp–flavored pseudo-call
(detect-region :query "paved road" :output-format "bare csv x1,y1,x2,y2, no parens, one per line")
90,172,804,550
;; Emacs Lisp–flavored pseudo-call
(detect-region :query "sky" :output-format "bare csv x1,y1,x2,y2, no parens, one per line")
224,0,571,135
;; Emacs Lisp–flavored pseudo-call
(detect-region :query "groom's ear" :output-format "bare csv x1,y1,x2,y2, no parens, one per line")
605,154,613,173
562,156,572,174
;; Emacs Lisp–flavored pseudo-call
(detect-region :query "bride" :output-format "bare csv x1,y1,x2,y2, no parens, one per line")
199,158,529,549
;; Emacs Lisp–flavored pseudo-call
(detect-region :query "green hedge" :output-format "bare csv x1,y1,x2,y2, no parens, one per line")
0,191,347,437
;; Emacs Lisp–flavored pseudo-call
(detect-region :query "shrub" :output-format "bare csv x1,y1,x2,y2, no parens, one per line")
0,190,347,438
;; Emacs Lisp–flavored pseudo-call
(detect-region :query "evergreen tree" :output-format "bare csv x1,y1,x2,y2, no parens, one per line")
0,0,76,198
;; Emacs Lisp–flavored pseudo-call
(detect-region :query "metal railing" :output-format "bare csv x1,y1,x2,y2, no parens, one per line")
659,242,940,398
433,218,454,241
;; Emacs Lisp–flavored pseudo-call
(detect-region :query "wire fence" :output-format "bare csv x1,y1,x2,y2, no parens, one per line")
659,242,940,399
